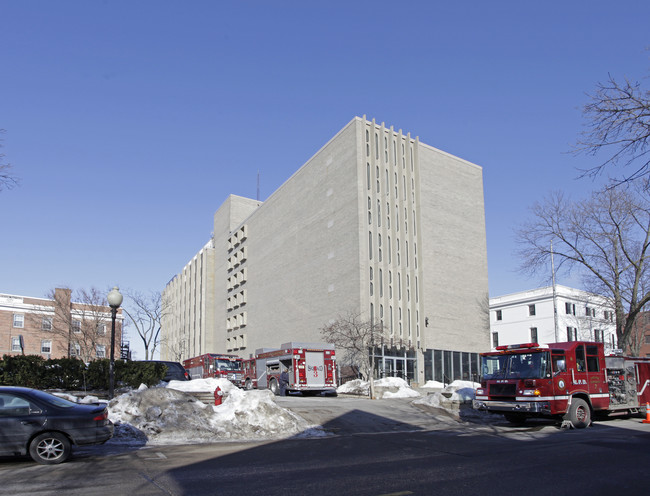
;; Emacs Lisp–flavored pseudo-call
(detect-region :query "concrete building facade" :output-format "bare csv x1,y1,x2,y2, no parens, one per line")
0,288,124,362
162,117,490,384
489,285,616,353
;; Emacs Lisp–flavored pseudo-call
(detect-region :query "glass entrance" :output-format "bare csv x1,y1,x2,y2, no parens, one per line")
372,346,417,383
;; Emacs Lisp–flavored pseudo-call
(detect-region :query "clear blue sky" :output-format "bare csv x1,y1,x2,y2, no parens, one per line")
1,1,648,356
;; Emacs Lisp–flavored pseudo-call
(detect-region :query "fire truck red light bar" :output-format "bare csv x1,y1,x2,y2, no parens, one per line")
495,343,540,350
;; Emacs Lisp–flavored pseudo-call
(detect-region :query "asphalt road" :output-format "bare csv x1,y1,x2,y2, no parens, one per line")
1,395,649,496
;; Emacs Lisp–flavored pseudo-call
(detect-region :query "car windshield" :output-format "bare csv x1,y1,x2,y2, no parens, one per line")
216,359,241,371
481,351,550,380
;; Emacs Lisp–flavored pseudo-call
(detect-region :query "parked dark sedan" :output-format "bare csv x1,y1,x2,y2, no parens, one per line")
0,386,113,464
140,360,190,382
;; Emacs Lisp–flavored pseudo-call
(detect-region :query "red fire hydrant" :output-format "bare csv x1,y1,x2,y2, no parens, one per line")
214,386,223,406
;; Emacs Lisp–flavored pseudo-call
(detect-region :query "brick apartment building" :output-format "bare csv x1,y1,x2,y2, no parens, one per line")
629,312,650,358
0,288,123,362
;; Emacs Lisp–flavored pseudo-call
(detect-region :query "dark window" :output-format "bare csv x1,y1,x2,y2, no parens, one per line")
586,345,600,372
530,327,538,343
528,304,536,316
492,332,499,348
567,327,577,341
576,345,586,372
552,352,566,373
496,310,502,321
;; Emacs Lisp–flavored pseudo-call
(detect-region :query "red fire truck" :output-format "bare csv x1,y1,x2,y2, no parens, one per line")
183,354,245,387
473,341,650,428
242,342,337,396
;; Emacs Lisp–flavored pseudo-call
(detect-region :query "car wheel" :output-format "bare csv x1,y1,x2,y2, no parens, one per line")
564,398,591,429
29,432,71,465
269,379,279,395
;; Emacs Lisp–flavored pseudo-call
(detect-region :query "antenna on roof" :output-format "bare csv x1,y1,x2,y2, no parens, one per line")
257,170,260,201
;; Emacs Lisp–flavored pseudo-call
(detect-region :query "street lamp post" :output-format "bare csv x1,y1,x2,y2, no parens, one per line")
107,286,123,400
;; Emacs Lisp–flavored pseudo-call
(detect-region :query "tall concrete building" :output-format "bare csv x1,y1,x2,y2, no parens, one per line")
162,116,489,384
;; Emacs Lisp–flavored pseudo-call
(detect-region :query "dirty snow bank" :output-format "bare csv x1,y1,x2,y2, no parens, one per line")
412,380,479,409
107,378,326,445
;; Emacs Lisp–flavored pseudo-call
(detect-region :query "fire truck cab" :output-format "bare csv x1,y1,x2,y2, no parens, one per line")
243,342,337,396
183,354,245,387
473,341,650,428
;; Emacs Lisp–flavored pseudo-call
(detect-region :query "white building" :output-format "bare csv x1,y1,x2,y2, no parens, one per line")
489,285,616,353
162,116,490,384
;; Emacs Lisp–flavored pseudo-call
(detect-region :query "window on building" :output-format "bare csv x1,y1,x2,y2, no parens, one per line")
11,337,21,352
645,334,650,345
13,314,24,328
72,320,81,333
41,340,52,354
96,345,106,358
492,332,499,348
496,310,502,321
567,327,577,341
594,329,603,342
528,304,536,316
530,327,538,343
70,342,81,357
42,317,52,331
585,306,596,317
565,302,576,315
97,323,106,335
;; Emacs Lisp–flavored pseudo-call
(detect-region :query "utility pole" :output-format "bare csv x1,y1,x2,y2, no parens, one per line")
551,240,559,342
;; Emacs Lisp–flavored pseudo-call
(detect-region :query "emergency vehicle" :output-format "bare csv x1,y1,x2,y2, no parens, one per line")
183,353,245,387
242,342,337,396
473,341,650,428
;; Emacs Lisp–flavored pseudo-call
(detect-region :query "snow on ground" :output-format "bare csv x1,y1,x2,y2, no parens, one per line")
106,378,326,445
337,377,421,398
412,380,480,409
60,377,487,446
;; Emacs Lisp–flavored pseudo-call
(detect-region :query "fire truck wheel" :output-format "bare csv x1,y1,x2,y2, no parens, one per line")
245,379,253,390
269,379,279,396
504,413,527,425
564,398,591,428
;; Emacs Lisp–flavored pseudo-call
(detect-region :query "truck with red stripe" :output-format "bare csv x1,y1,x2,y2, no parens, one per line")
183,353,245,387
473,341,650,428
242,342,337,396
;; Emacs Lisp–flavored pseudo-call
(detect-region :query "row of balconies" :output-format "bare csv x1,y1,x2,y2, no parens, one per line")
227,246,247,272
228,225,248,252
227,290,247,311
226,311,247,331
226,333,247,352
227,268,247,291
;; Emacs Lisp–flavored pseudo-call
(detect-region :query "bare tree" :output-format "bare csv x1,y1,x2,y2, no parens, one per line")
0,129,19,192
29,287,120,362
160,336,187,363
122,290,164,360
575,72,650,183
320,312,388,399
516,181,650,352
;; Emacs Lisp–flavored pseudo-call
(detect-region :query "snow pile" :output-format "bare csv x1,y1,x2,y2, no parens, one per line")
413,380,480,410
107,378,325,445
420,380,445,390
337,377,421,399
